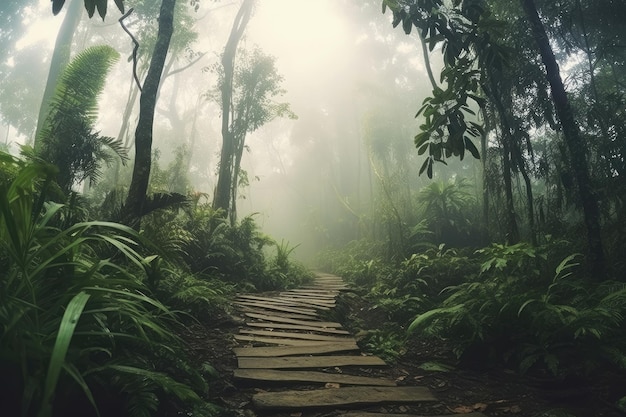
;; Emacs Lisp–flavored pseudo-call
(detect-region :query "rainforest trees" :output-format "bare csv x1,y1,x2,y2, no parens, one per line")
382,0,626,276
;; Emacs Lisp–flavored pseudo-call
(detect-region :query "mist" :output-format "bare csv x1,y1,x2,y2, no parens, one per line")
1,0,449,262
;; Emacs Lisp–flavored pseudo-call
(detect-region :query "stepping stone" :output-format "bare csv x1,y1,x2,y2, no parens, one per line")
238,329,355,342
286,289,339,296
276,296,336,307
234,369,396,386
246,322,350,335
278,294,337,303
233,343,360,357
341,413,487,417
234,335,354,346
234,301,318,316
314,279,346,284
252,386,436,410
244,312,343,328
238,355,386,369
237,295,330,310
240,308,315,321
301,285,348,291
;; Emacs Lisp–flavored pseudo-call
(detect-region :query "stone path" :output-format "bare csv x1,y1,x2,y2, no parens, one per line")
232,273,487,416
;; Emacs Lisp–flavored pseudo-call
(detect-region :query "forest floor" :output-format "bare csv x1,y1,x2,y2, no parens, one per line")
178,288,625,417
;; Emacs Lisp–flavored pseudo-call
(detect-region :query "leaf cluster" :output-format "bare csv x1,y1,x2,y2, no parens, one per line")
408,243,626,375
0,152,209,416
52,0,125,20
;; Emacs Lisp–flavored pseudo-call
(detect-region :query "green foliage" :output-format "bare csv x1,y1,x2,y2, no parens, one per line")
417,178,480,245
408,243,626,375
36,45,127,193
382,0,505,177
362,328,406,363
264,240,313,291
173,202,305,292
154,261,234,320
315,239,389,286
51,0,125,19
0,152,207,416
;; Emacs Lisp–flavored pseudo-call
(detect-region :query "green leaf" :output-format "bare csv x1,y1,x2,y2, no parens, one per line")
418,157,430,177
96,0,107,20
464,137,480,159
38,292,91,417
402,16,413,34
114,0,125,13
418,361,454,372
52,0,66,15
554,253,581,280
84,0,96,17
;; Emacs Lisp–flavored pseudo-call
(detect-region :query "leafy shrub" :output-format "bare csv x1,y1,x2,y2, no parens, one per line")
0,152,208,416
362,328,407,363
263,240,314,291
315,239,390,287
408,243,626,376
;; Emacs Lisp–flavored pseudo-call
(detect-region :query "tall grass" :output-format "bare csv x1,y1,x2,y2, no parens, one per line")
0,152,204,416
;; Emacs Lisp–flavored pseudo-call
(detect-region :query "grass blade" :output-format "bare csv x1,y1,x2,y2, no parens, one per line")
38,291,91,417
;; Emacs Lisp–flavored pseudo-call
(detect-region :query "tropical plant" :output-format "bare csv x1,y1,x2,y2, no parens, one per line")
263,240,312,291
407,244,626,375
417,178,479,245
36,45,128,194
362,328,407,363
0,152,207,416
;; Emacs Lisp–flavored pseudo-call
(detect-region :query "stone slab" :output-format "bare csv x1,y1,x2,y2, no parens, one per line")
246,322,350,335
234,369,396,386
238,329,355,342
235,335,353,346
237,306,317,321
234,301,318,316
233,343,359,357
244,312,343,328
238,355,386,369
252,386,436,409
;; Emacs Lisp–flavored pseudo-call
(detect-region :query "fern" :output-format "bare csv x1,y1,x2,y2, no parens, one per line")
36,45,125,193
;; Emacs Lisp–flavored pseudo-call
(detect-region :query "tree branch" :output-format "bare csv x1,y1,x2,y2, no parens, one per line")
119,8,142,92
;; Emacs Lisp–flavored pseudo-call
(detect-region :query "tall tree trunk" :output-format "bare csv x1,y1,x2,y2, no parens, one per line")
34,0,83,146
480,113,490,245
488,78,535,245
213,0,254,218
113,73,141,188
124,0,176,226
521,0,605,276
501,129,520,244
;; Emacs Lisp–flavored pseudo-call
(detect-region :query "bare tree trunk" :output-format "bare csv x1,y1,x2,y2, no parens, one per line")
213,0,254,218
124,0,176,226
521,0,605,276
501,129,520,244
34,0,83,146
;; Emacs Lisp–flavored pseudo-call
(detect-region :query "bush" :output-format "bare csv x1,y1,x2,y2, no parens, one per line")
408,243,626,376
0,152,209,417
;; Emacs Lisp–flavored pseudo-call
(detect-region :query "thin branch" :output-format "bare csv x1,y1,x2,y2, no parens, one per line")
165,52,208,78
119,8,142,92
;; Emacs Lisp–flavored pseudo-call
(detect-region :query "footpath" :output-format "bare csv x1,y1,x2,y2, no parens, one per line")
227,272,487,417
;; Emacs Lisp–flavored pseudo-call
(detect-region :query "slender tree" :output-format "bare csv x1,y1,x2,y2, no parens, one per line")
124,0,176,226
520,0,605,275
213,0,255,218
34,0,83,145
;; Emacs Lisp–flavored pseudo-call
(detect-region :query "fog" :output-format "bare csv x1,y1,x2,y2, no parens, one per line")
1,0,465,261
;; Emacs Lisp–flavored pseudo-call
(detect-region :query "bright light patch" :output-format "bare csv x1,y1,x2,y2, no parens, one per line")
248,0,349,73
16,0,63,50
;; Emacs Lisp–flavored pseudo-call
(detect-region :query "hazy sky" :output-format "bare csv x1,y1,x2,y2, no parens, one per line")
4,0,434,256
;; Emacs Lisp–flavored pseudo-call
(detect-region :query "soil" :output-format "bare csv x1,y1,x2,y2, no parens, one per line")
177,290,626,417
